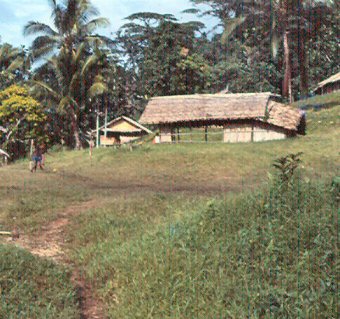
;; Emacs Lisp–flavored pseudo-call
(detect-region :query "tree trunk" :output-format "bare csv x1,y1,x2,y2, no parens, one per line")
71,109,81,150
299,28,309,98
282,28,292,103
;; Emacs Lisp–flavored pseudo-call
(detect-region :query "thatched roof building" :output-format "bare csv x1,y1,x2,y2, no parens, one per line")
140,92,305,144
313,72,340,95
93,116,152,146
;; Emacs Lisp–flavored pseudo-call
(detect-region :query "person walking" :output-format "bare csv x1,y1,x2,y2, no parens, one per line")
31,145,43,172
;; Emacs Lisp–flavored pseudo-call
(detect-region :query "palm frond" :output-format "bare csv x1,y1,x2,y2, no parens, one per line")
30,35,60,60
32,80,60,100
7,57,24,72
89,82,108,97
80,54,99,76
85,35,115,48
78,0,100,23
73,43,86,64
23,21,58,36
83,17,110,33
221,16,246,45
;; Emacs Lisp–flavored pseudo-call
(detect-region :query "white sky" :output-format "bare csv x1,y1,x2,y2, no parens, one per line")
0,0,216,48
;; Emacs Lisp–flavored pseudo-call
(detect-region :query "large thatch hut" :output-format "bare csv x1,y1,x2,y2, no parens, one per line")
313,72,340,95
139,92,305,143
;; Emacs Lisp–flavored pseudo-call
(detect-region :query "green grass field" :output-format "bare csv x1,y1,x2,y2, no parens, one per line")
0,245,79,319
0,94,339,318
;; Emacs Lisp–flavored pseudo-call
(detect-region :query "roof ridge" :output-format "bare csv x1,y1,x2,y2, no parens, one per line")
93,116,153,134
150,92,276,100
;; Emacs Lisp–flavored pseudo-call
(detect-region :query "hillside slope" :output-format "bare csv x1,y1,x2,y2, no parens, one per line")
0,94,339,318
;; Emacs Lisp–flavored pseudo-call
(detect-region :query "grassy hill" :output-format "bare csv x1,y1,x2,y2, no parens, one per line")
0,94,339,318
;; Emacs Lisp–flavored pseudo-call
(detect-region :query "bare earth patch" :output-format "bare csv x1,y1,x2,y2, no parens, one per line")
6,199,107,319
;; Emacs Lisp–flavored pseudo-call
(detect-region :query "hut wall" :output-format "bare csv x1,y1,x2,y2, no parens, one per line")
100,135,119,146
223,123,252,143
160,126,173,143
252,124,286,142
120,136,139,144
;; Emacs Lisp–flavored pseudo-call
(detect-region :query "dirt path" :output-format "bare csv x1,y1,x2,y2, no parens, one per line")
7,199,106,319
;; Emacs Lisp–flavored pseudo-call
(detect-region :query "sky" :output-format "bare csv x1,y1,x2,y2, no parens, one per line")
0,0,215,48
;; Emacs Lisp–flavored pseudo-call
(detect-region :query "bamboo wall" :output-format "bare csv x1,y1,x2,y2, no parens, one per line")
223,124,253,143
159,122,288,144
252,124,286,142
159,126,173,143
100,136,119,146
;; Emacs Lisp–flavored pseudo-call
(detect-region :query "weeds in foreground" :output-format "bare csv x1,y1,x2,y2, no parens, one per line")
70,165,338,318
0,245,79,319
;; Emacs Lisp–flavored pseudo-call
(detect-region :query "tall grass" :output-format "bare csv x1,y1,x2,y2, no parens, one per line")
0,245,79,319
71,176,338,318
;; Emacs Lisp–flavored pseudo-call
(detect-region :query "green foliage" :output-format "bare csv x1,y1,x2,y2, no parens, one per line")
25,0,112,149
273,152,303,188
0,85,46,157
0,43,28,90
0,85,45,123
0,245,79,318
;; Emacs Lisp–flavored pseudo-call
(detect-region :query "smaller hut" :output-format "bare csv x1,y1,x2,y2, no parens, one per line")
313,72,340,95
94,116,152,146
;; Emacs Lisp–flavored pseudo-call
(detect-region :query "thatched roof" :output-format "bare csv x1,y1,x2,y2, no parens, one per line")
314,72,340,91
140,93,303,131
94,116,153,134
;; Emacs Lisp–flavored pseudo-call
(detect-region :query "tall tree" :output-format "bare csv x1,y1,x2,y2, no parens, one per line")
24,0,111,149
118,12,205,98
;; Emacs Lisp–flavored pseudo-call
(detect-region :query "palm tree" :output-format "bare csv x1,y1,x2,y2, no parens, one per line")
0,43,28,89
32,44,109,149
24,0,110,60
24,0,111,149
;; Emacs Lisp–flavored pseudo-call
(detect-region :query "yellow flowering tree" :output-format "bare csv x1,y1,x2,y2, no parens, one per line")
0,85,46,156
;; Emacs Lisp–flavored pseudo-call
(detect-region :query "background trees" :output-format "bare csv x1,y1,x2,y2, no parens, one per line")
188,0,338,101
0,85,46,158
0,0,338,154
0,43,29,90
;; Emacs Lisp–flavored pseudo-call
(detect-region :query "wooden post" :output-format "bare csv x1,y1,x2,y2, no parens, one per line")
96,109,100,148
205,126,208,143
104,100,108,139
30,139,34,157
177,127,180,143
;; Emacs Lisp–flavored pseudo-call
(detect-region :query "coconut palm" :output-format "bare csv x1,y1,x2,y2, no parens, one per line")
24,0,111,149
24,0,110,60
0,43,28,89
32,44,109,149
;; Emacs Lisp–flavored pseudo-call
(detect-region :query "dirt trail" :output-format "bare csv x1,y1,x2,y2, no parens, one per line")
7,199,106,319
